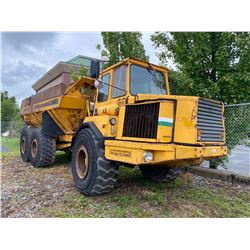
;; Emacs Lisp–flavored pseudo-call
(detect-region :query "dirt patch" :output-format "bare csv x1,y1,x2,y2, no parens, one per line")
1,155,75,217
1,156,250,218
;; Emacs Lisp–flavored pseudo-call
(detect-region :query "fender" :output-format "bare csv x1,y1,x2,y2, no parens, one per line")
72,122,104,148
42,111,64,137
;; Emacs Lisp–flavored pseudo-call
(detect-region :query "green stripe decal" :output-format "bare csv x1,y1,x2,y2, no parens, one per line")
158,117,173,127
158,121,173,127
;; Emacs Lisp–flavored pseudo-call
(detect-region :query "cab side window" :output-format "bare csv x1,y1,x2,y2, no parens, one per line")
98,73,110,102
112,65,126,98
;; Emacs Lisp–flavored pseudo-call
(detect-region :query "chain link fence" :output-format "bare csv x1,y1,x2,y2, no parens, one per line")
1,119,25,155
1,120,25,137
208,103,250,176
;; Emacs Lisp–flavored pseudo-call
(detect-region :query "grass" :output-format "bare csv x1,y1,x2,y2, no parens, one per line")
0,136,72,160
41,167,250,218
1,136,250,218
1,136,20,158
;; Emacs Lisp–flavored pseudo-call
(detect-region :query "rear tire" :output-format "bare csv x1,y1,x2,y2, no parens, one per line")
20,127,32,162
139,166,182,183
29,128,56,167
72,128,119,196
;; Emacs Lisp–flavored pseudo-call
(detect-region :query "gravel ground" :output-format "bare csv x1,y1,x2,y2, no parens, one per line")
1,155,250,218
1,156,74,218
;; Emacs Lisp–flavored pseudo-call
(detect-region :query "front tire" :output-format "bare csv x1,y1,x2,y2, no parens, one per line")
139,166,182,183
72,128,119,196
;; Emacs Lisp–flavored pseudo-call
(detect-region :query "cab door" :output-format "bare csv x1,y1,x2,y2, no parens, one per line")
95,70,112,109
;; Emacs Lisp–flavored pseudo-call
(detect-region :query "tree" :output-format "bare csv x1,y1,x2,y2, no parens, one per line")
151,32,250,104
1,91,20,133
70,64,88,81
97,32,149,66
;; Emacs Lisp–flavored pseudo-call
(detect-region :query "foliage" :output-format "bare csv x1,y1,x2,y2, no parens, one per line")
1,91,20,133
151,32,250,104
80,64,88,77
97,32,149,67
70,69,78,81
168,69,193,95
70,64,88,81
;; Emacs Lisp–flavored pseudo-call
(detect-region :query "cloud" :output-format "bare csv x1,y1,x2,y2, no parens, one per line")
55,32,103,60
2,32,57,51
0,32,104,105
1,32,159,105
142,32,158,64
2,60,47,104
2,32,60,68
3,60,47,86
1,32,60,104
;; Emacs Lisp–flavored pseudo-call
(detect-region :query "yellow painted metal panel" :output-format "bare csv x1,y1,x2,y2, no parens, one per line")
56,143,71,150
157,101,174,142
60,95,86,109
174,98,198,144
84,115,118,137
105,140,227,165
105,140,175,165
116,105,126,139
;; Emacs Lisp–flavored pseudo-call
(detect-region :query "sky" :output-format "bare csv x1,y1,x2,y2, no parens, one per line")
0,32,161,105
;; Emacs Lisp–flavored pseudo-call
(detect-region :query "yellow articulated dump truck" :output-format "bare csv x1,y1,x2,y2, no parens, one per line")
20,57,227,195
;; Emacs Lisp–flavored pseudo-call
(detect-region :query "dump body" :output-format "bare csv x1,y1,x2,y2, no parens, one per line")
21,77,96,149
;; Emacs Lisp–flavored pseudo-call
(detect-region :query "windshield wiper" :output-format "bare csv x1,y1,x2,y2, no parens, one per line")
147,62,162,82
98,79,127,93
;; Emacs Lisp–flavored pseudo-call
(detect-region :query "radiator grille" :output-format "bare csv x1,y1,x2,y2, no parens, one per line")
122,103,159,139
197,98,224,142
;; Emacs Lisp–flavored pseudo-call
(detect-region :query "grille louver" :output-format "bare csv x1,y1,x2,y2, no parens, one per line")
123,103,159,139
197,98,224,142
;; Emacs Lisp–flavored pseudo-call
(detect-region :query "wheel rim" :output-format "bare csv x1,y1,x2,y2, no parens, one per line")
31,139,38,158
76,145,89,179
21,137,26,154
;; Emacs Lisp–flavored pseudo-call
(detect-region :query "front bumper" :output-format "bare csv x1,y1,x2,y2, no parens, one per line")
104,140,227,166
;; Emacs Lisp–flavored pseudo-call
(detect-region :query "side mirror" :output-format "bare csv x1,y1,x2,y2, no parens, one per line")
94,80,100,88
90,60,100,78
89,102,95,112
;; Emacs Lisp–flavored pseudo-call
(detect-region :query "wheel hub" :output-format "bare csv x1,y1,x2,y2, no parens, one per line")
76,145,89,179
31,139,38,158
21,137,26,154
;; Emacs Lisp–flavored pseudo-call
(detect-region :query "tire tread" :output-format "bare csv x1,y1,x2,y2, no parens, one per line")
30,128,56,167
140,166,182,183
73,128,118,196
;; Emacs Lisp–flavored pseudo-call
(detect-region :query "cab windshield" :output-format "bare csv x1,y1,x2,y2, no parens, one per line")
130,64,167,95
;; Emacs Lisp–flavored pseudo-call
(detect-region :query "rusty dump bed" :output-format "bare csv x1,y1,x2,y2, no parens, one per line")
32,62,81,93
21,77,96,136
21,83,67,112
32,55,101,93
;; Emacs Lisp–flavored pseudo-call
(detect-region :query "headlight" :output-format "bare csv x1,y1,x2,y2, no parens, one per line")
143,151,153,162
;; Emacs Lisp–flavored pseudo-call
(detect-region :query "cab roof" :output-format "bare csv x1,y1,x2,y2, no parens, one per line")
101,57,168,74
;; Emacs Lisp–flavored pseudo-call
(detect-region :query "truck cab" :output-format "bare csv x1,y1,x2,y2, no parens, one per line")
86,58,227,167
